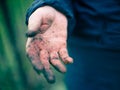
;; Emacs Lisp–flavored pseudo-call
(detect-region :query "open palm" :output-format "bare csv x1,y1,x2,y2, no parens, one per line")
26,6,73,83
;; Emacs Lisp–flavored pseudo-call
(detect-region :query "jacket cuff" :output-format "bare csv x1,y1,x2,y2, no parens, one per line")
25,0,75,35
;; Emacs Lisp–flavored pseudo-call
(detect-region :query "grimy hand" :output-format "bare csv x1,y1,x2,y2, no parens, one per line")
26,6,73,83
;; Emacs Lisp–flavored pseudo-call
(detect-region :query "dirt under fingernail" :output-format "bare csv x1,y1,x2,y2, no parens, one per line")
26,30,40,37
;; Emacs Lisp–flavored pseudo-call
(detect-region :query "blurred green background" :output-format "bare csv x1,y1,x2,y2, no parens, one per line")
0,0,66,90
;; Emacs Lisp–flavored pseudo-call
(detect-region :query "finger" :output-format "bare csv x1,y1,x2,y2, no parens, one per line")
28,11,42,31
50,51,66,73
26,44,43,74
27,12,43,37
59,48,73,64
26,30,41,37
39,50,55,83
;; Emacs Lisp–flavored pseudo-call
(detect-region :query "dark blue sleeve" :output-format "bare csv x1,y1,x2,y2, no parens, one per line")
25,0,76,35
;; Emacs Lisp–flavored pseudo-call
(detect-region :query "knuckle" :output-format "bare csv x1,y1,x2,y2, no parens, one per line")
60,48,67,54
50,52,59,60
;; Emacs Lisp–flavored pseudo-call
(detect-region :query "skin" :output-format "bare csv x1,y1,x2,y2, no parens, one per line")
26,6,73,83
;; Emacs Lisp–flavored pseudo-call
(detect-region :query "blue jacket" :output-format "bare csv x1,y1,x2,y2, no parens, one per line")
26,0,120,50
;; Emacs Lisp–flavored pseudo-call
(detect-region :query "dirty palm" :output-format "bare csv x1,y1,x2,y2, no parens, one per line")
26,6,73,83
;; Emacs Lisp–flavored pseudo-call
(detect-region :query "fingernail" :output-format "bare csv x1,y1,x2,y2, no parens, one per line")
65,57,73,64
43,69,55,84
25,30,40,37
47,76,55,84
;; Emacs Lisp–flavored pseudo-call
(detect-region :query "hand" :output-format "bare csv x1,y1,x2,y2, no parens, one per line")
26,6,73,83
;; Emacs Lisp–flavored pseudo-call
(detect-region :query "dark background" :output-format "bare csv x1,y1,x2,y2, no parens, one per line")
0,0,66,90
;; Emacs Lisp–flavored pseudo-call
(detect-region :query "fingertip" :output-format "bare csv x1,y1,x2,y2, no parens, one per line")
25,30,39,37
54,64,67,73
64,57,73,64
59,48,73,64
61,67,67,73
68,57,74,63
47,75,56,84
42,68,56,84
50,59,67,73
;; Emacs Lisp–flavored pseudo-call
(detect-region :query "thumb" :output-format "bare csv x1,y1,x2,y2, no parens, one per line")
26,10,42,37
26,6,55,37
